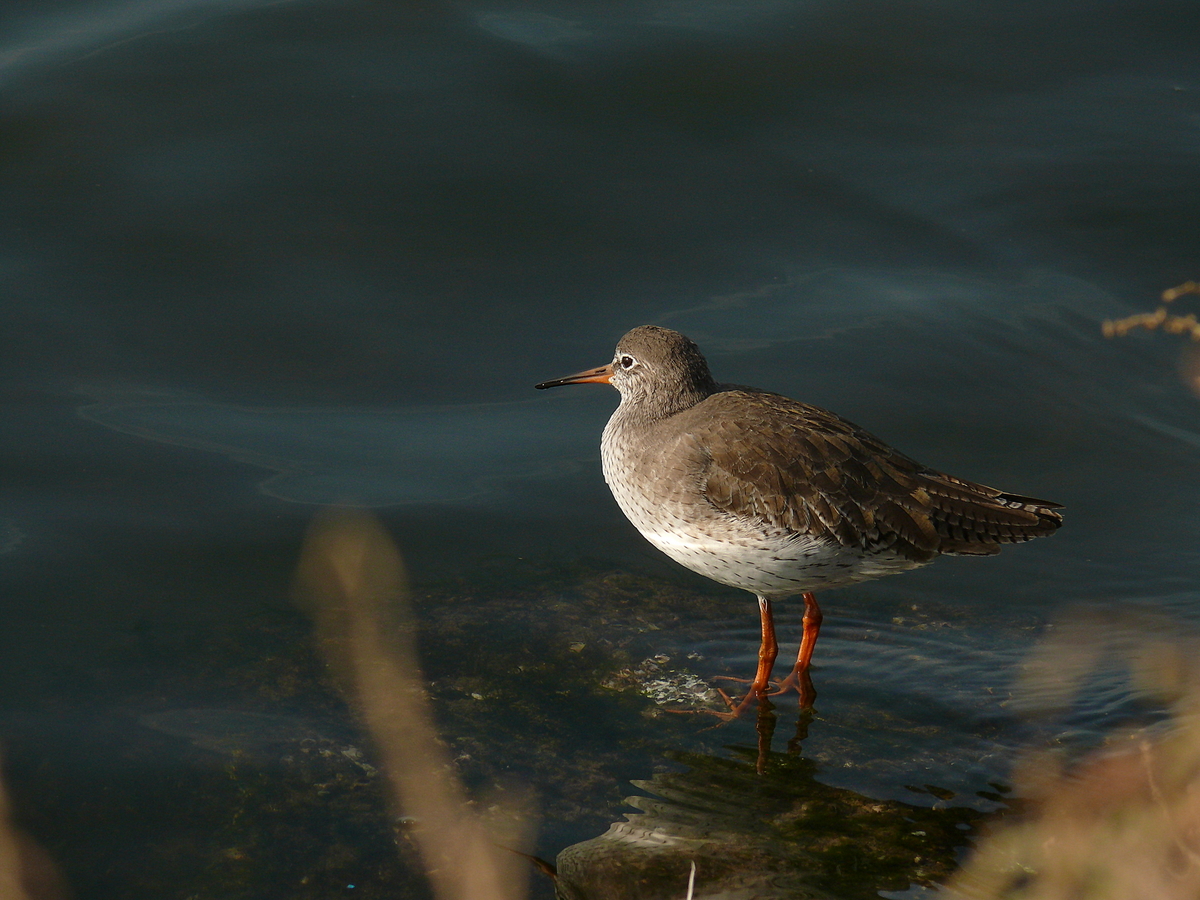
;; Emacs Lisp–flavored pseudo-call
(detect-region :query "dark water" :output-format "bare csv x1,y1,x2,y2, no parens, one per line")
3,0,1200,896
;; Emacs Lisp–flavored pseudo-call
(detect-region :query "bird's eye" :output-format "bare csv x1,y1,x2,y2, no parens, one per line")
619,355,636,369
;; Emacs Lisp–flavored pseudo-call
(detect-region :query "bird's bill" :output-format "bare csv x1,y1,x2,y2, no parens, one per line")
534,364,614,390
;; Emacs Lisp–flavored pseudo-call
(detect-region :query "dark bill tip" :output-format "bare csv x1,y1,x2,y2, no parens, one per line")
534,364,614,390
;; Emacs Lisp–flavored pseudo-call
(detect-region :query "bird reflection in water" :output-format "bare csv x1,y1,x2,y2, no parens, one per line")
554,738,981,900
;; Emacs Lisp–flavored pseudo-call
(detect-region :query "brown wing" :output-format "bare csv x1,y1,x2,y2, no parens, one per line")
684,389,1062,563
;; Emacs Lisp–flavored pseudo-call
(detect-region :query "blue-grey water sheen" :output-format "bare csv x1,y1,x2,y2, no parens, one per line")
2,0,1200,894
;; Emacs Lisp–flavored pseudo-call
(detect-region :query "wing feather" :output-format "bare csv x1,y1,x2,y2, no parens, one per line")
682,389,1061,562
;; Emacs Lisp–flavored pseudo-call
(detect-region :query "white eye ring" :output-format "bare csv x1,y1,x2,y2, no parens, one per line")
619,354,637,369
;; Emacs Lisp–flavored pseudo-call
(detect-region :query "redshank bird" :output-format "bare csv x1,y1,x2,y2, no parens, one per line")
535,326,1062,711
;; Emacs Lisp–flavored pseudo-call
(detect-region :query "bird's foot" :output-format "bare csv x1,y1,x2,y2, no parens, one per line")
661,684,755,721
710,682,775,720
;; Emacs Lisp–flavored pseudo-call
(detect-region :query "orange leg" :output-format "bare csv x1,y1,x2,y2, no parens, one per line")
771,592,822,708
749,594,780,694
718,595,780,716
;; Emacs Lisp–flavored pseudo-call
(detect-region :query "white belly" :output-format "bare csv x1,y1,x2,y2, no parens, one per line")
636,521,920,595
